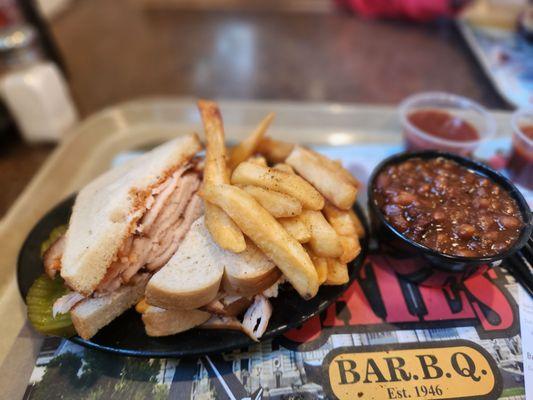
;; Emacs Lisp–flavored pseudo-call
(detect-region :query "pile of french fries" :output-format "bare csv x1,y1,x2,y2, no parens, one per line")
197,100,364,300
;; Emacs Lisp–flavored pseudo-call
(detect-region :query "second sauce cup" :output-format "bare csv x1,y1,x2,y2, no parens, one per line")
507,108,533,190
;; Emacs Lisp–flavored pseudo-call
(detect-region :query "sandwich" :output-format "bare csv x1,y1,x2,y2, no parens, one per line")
28,100,363,344
39,133,203,339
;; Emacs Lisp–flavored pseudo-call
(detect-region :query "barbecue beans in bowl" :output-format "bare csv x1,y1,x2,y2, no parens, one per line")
368,151,532,287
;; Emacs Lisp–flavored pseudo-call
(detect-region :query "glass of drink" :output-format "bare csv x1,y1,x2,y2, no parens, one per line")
507,108,533,190
398,92,496,156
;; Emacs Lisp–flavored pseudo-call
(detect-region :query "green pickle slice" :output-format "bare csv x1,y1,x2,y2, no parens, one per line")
40,224,67,256
26,274,76,337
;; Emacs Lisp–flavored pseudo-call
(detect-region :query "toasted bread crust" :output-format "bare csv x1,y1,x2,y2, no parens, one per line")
222,267,281,297
221,240,281,297
142,306,210,337
146,278,221,310
71,274,149,339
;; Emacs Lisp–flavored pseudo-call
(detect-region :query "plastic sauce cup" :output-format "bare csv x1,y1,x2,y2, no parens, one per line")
507,108,533,190
398,92,495,156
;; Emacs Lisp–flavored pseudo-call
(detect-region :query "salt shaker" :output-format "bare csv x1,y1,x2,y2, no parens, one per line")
0,24,78,143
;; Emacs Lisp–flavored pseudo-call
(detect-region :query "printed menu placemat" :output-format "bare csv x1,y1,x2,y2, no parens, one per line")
17,140,533,400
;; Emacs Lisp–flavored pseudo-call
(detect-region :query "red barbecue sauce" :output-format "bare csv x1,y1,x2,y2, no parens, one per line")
406,110,480,151
507,125,533,189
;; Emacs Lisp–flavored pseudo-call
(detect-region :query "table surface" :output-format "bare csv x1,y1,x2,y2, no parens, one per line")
0,0,507,217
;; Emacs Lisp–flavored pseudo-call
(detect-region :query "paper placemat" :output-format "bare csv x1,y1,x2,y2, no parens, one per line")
6,139,531,400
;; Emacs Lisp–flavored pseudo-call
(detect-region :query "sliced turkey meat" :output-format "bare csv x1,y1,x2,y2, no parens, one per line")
96,172,202,293
145,194,203,271
47,162,204,312
242,295,272,341
52,292,85,317
137,165,188,234
43,235,66,279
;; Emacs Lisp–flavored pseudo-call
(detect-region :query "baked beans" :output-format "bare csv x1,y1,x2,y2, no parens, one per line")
373,157,524,257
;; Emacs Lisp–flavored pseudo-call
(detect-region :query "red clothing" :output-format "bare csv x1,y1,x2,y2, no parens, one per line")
336,0,460,22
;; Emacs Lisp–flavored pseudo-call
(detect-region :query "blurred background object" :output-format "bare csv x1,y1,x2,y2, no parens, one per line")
34,0,72,19
0,0,74,216
457,0,533,108
508,107,533,189
335,0,471,21
0,0,531,217
461,0,526,28
517,3,533,41
136,0,335,13
0,23,78,142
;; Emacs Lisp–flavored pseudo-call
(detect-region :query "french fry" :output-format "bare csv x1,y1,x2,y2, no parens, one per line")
309,253,328,285
231,161,324,210
278,216,311,243
348,209,366,238
248,156,268,167
286,146,357,210
301,210,343,258
197,100,230,184
201,184,319,299
198,100,246,252
205,205,246,252
310,149,360,187
135,298,149,314
273,163,295,174
229,113,275,170
323,203,357,236
325,259,349,285
323,204,363,263
242,185,302,218
339,235,361,264
257,137,294,163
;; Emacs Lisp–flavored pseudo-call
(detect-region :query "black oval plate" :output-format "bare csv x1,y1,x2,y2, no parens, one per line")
18,195,369,358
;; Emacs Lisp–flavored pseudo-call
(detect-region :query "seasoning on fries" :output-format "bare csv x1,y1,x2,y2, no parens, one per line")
231,161,325,210
241,185,302,218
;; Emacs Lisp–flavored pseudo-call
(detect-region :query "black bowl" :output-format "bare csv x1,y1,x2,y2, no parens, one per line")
367,150,532,287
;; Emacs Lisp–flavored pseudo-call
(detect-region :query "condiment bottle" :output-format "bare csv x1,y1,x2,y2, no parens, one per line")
0,24,78,142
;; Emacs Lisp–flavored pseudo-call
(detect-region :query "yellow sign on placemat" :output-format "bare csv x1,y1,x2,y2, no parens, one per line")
324,341,501,400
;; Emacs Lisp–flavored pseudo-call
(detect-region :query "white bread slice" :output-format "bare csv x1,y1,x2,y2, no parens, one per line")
146,217,282,309
61,134,202,295
200,315,244,331
145,216,225,310
221,240,281,297
71,274,150,339
142,306,210,337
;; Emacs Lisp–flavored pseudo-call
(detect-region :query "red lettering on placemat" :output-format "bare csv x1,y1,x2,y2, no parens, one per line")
282,254,518,348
